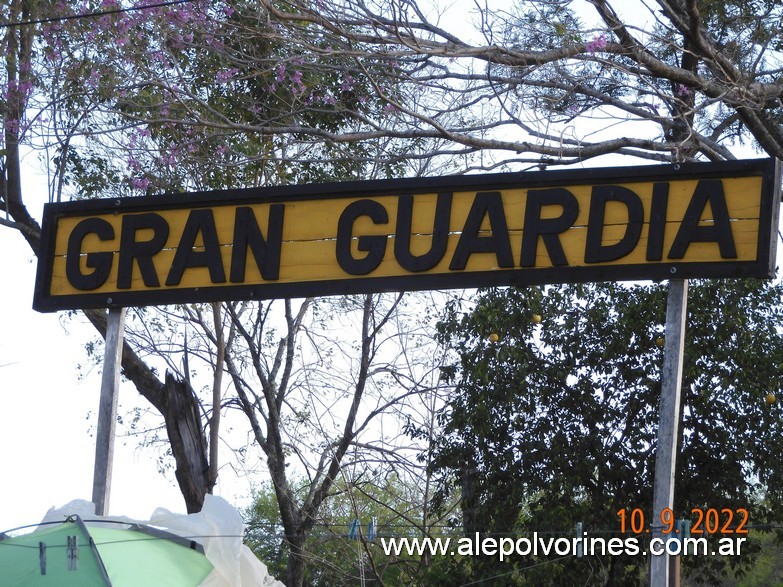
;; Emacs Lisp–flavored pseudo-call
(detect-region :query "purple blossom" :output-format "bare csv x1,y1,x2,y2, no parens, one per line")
275,63,287,83
4,118,20,135
3,79,34,102
204,35,225,51
127,156,141,171
290,70,305,95
216,68,239,84
86,68,102,89
131,177,151,190
19,80,34,95
341,74,355,92
586,33,607,54
150,51,171,68
676,84,690,96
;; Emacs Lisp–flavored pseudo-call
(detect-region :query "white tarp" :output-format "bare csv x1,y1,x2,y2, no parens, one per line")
41,495,285,587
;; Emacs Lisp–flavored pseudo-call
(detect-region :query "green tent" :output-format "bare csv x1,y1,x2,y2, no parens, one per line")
0,516,214,586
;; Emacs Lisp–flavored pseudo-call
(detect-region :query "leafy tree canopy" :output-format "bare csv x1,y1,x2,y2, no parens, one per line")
433,280,783,585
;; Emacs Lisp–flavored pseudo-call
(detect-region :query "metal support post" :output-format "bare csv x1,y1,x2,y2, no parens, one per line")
91,307,126,516
650,279,688,587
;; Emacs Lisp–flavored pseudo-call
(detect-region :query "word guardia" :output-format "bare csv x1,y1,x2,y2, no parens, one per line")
34,159,779,311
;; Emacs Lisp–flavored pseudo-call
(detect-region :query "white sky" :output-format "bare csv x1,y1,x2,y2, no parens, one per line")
0,167,254,533
0,223,182,531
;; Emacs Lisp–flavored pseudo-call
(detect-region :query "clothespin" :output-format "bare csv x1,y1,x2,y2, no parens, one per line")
39,542,46,575
675,519,691,543
348,519,360,540
67,535,79,571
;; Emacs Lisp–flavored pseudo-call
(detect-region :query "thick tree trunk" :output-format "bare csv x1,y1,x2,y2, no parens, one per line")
284,531,307,587
163,371,212,514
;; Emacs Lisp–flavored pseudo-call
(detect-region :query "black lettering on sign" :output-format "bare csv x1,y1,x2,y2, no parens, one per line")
230,205,285,282
646,183,669,261
395,193,452,272
584,185,644,264
449,191,513,270
669,179,737,259
166,209,226,286
66,218,115,290
520,188,579,267
336,199,389,275
117,213,169,289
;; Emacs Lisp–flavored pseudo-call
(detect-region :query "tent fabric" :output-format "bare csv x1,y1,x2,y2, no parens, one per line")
1,521,111,587
90,525,214,585
2,495,284,587
0,516,214,587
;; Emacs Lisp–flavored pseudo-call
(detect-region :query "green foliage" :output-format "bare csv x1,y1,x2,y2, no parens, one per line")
433,280,783,585
244,474,433,586
717,530,783,586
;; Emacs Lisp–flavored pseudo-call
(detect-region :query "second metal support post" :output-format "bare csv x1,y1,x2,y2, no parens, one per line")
650,279,688,587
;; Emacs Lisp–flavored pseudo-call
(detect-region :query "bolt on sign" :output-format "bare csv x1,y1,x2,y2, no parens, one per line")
33,158,781,312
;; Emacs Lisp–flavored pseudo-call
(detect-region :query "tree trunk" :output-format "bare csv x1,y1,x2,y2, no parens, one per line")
163,371,212,513
284,531,307,587
461,457,479,536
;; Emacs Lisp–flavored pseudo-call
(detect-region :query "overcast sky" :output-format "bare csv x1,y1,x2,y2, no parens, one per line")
0,223,198,531
0,159,258,531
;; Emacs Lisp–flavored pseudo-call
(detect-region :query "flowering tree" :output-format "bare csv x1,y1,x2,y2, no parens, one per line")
30,0,416,201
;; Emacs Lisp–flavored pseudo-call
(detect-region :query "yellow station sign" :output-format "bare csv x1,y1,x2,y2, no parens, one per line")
33,159,780,312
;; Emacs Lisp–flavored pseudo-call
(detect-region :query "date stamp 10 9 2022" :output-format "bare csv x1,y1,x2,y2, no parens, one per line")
616,507,749,536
